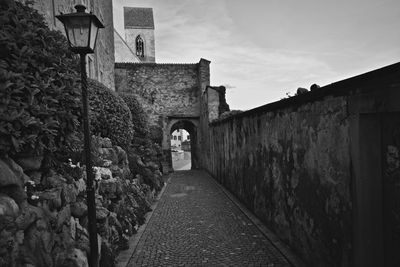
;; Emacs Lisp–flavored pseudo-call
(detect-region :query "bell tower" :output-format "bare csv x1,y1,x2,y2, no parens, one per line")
124,7,155,63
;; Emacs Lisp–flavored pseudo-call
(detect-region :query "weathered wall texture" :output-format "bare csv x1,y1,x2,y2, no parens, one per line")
115,59,210,170
30,0,115,89
205,97,352,266
115,63,201,127
201,63,400,266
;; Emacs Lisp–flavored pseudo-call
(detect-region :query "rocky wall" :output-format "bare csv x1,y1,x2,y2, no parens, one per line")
0,137,163,267
204,96,353,266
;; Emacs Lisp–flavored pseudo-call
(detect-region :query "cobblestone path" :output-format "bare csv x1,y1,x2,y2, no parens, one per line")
126,170,292,267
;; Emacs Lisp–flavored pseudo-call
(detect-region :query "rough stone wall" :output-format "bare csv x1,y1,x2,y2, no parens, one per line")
115,63,201,129
115,59,210,171
125,28,155,63
30,0,115,89
198,60,211,167
0,136,159,267
201,63,400,266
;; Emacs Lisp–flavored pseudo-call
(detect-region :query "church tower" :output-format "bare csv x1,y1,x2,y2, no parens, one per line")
124,7,155,63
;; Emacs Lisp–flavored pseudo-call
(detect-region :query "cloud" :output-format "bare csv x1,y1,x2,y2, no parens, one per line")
113,0,400,110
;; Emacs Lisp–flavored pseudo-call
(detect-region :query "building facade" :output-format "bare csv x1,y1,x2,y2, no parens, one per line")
171,129,190,149
123,7,155,63
114,29,141,63
29,0,115,89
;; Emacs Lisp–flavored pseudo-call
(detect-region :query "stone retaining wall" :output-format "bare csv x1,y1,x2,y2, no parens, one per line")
0,137,163,267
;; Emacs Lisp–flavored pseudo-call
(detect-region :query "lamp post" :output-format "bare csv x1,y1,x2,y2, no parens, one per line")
56,5,104,267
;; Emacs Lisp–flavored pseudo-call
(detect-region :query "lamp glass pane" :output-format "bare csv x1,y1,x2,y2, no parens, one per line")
89,20,99,50
64,16,91,48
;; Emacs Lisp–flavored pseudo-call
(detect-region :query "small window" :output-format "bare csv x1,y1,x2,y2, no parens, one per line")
136,35,144,57
174,136,177,140
187,135,190,140
178,136,181,141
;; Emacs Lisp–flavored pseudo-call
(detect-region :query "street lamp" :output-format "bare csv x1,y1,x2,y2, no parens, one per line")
56,5,104,267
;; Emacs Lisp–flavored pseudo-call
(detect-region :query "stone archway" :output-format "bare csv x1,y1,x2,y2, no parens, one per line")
162,117,199,171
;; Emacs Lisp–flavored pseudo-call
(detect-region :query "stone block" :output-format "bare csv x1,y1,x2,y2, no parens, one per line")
96,206,110,221
0,194,19,218
0,158,24,188
55,248,88,267
35,188,62,210
56,205,71,230
42,173,67,188
15,204,44,230
61,184,78,205
71,201,87,218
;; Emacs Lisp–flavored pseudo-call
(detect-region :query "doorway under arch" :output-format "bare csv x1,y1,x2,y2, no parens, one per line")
170,128,191,170
166,119,199,171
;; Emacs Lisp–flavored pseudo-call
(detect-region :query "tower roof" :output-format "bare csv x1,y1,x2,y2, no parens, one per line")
124,7,154,29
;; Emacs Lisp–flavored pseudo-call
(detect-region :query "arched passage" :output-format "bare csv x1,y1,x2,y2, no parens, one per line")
164,118,199,171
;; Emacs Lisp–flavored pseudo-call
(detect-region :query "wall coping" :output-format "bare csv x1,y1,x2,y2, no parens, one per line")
167,115,200,119
211,62,400,125
115,62,199,68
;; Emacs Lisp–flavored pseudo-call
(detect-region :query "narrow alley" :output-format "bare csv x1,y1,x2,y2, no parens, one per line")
117,171,302,267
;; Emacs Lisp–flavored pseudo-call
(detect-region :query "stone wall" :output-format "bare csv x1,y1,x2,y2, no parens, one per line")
30,0,115,89
115,62,201,127
0,136,163,267
115,59,210,171
200,63,400,266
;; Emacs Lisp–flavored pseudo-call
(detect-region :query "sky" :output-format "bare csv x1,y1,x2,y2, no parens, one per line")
113,0,400,110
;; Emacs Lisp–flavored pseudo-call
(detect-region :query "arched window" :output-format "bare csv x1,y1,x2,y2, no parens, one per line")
135,35,144,57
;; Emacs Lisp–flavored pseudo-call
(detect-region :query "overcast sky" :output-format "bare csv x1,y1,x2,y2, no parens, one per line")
113,0,400,110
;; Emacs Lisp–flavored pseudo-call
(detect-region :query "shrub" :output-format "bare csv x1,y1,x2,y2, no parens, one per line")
148,125,163,144
119,93,149,138
88,79,134,149
0,1,81,156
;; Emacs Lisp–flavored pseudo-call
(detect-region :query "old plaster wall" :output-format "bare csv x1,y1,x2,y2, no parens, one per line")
205,97,352,266
114,29,141,63
125,28,155,63
201,63,400,266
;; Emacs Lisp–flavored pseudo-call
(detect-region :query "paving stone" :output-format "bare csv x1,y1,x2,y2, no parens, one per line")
126,170,292,266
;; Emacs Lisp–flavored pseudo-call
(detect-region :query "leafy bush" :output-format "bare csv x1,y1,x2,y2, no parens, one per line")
0,1,81,156
148,125,163,144
119,93,149,138
88,79,134,149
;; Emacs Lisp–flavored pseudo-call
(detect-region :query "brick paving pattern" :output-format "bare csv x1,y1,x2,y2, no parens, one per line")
127,170,292,267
